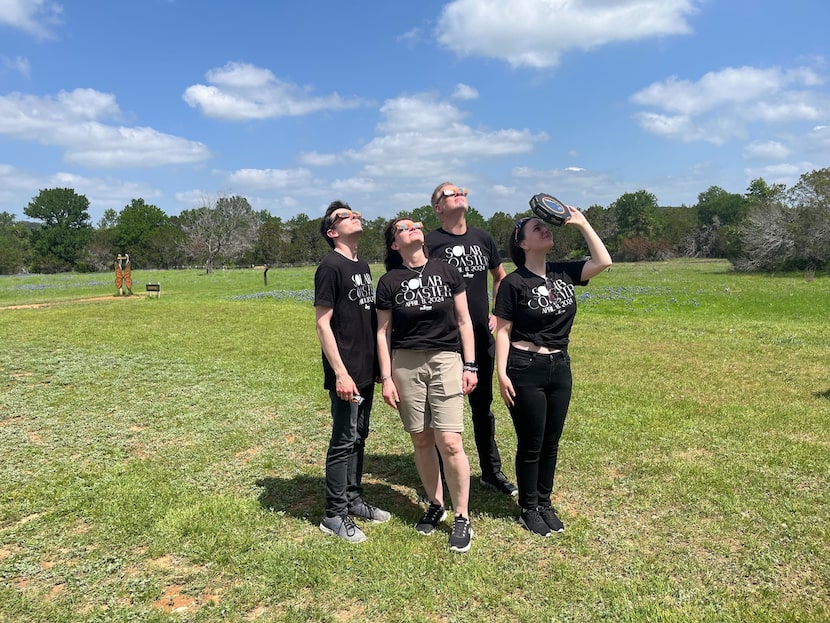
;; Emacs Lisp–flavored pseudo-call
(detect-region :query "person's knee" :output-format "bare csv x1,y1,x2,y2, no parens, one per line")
410,430,435,450
436,432,465,457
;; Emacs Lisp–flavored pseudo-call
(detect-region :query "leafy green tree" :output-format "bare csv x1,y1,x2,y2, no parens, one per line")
613,190,662,260
113,199,170,266
696,186,748,227
487,211,519,263
746,178,786,206
284,213,328,264
582,204,619,257
614,190,659,238
144,223,187,269
400,205,440,232
24,188,93,271
788,167,830,270
251,216,287,265
0,212,30,274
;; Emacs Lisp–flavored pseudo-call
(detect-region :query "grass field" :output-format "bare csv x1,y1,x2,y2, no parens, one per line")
1,260,828,622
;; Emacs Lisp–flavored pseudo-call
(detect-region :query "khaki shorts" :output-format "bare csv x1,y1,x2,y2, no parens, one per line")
392,349,464,433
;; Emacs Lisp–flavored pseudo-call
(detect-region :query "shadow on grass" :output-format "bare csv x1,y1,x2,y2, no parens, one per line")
254,451,519,525
814,387,830,400
254,453,423,526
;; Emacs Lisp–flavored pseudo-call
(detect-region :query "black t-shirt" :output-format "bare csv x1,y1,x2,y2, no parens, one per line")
493,261,588,350
376,260,466,351
313,251,377,390
426,227,501,334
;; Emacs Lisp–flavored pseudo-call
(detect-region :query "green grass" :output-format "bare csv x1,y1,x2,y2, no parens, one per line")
1,260,828,622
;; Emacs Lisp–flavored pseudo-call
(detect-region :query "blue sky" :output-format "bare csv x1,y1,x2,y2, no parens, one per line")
1,0,828,225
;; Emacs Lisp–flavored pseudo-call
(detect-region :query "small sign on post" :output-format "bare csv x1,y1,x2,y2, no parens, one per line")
145,283,161,298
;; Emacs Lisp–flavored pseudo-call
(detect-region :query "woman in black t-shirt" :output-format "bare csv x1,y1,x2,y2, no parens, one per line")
376,217,477,553
493,208,611,537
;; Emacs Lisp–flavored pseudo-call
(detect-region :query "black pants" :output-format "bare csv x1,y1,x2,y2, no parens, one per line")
468,333,503,478
506,347,572,510
324,383,373,517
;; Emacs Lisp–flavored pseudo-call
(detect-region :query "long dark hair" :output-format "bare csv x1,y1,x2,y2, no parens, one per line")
509,217,532,267
383,218,405,271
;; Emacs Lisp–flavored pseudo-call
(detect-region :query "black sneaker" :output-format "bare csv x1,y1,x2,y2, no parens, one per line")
448,514,473,553
519,507,551,537
539,505,564,533
480,471,518,497
415,502,447,535
348,500,392,523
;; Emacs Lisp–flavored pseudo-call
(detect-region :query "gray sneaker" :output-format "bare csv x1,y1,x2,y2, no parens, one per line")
349,500,392,523
319,514,367,543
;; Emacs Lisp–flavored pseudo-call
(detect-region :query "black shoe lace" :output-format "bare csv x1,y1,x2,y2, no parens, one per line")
343,515,358,537
424,503,444,524
452,515,470,539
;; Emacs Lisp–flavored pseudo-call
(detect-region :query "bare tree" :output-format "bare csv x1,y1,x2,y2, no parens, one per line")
179,195,258,273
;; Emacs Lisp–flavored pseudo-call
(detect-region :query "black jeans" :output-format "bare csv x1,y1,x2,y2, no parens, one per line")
468,333,503,478
506,347,572,511
324,383,373,517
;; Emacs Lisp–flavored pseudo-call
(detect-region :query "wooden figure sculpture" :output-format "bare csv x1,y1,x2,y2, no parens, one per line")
115,254,133,296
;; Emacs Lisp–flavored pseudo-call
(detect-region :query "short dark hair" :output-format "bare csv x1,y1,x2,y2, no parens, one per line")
431,181,453,207
320,200,351,248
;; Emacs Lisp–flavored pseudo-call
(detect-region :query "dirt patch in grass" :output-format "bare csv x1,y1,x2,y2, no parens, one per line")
0,294,155,310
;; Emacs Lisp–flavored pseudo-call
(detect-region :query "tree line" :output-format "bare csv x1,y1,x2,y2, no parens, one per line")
1,167,828,275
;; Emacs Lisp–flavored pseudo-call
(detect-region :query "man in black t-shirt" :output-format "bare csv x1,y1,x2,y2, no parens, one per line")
314,201,391,543
426,182,518,497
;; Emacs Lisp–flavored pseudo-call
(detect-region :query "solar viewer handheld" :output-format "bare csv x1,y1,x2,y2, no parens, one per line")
529,193,570,227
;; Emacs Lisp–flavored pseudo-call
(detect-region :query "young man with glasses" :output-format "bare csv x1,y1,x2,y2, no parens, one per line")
314,201,391,543
425,182,518,498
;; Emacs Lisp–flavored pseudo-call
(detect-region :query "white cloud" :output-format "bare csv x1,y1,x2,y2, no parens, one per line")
743,161,817,188
297,151,340,166
0,0,63,39
632,66,823,116
331,177,379,193
631,64,828,145
0,89,211,167
225,167,313,190
2,55,31,78
743,140,790,161
436,0,698,69
804,125,830,153
452,83,479,100
183,62,371,120
339,94,546,178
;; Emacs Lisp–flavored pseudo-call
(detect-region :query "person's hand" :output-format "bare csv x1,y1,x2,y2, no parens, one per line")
462,370,478,395
335,373,358,403
564,205,587,227
488,313,497,333
498,376,516,408
381,377,400,409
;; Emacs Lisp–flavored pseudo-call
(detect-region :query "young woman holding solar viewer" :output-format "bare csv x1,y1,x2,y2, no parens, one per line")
493,204,612,537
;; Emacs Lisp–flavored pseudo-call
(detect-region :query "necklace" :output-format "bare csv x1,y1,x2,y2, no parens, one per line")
404,260,427,290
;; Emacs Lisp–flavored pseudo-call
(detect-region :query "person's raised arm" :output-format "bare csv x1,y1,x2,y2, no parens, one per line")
564,207,612,281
